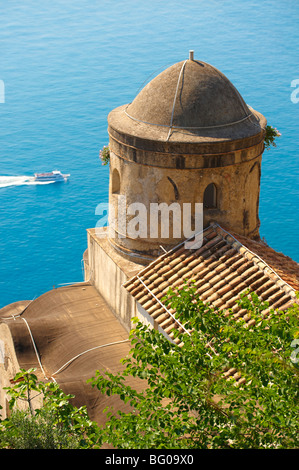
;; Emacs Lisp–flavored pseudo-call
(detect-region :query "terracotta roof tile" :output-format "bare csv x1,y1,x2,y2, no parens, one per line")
225,229,299,291
124,224,298,350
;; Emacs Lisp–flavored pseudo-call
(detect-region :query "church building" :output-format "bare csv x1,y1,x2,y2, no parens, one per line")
1,53,298,424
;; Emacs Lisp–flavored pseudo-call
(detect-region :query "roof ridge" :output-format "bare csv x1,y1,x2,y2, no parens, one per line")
213,224,297,297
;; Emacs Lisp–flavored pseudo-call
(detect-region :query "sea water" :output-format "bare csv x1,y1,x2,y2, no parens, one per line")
0,0,298,308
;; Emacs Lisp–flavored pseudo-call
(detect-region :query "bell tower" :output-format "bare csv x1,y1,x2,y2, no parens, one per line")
106,52,267,264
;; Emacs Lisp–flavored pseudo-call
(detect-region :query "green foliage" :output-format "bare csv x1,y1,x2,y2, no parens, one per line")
99,144,110,165
89,285,299,449
264,125,281,150
2,288,298,449
0,369,100,449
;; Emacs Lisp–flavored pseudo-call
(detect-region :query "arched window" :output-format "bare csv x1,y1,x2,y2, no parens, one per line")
111,168,120,194
203,183,217,208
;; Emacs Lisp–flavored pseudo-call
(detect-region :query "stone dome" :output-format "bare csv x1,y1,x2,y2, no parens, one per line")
108,57,266,144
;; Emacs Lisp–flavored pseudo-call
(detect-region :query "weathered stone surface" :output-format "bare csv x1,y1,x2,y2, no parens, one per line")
108,59,266,146
107,57,266,258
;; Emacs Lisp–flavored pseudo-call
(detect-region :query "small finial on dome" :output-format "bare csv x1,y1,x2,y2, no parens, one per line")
189,50,194,61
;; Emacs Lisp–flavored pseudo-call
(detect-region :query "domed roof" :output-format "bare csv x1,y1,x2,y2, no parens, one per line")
108,56,266,144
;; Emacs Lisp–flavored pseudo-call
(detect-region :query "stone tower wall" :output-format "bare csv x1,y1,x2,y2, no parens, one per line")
107,135,264,260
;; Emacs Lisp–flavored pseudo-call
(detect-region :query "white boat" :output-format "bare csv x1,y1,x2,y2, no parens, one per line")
34,170,70,182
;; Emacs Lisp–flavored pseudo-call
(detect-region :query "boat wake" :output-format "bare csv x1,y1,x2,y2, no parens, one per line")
0,176,56,188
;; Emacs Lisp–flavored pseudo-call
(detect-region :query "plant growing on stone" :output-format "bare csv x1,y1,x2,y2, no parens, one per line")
264,125,281,149
99,144,110,165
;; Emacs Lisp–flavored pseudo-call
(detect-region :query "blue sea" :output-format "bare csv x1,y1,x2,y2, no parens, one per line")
0,0,298,308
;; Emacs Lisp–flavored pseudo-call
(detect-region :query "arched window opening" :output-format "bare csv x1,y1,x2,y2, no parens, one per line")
203,183,217,209
112,168,120,194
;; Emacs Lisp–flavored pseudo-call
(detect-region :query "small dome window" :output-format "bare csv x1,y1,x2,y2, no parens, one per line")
203,183,217,208
112,168,120,194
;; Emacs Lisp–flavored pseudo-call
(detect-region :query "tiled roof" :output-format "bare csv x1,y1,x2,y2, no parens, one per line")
226,230,299,291
123,224,298,349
